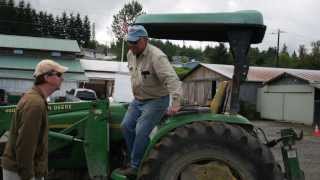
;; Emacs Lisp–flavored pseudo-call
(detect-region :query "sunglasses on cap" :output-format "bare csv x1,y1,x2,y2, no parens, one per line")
46,71,63,77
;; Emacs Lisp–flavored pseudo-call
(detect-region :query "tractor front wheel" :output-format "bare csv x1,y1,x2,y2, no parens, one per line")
138,121,282,180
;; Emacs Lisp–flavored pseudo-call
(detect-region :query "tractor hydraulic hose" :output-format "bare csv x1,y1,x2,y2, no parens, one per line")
48,131,84,143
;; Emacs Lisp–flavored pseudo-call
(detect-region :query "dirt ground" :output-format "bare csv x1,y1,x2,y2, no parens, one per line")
252,120,320,180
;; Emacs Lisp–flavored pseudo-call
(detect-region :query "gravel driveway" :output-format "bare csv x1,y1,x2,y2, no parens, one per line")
253,120,320,180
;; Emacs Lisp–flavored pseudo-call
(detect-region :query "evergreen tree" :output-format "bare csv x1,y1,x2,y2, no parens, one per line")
279,43,292,68
7,0,16,34
16,0,25,34
298,45,306,61
281,44,289,56
248,47,262,65
203,43,231,64
292,51,298,60
291,51,299,68
82,15,91,47
61,12,69,39
37,11,45,36
31,9,41,36
46,14,55,37
0,0,9,33
53,16,63,38
74,13,84,46
311,40,320,57
41,12,50,36
310,40,320,69
24,2,33,35
67,13,77,40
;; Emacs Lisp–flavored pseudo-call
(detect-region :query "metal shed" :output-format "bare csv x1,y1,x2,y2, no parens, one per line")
258,72,320,125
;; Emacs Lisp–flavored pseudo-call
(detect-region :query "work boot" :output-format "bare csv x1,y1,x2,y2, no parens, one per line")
118,167,138,177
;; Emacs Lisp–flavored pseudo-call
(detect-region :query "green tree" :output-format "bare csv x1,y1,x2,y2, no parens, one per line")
53,16,63,38
30,9,41,36
16,0,25,35
248,47,261,65
23,2,33,35
37,11,45,36
298,45,306,61
60,12,69,39
67,13,77,40
278,43,292,68
203,43,231,64
291,50,299,68
0,0,9,33
111,0,144,40
281,43,289,56
309,40,320,69
82,15,91,47
7,0,16,34
46,14,55,37
74,13,84,46
311,40,320,57
110,1,144,61
149,40,178,61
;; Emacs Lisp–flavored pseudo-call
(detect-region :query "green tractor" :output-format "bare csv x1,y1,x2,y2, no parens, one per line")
0,10,304,180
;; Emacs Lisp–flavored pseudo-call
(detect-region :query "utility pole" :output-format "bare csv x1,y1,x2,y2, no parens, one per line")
271,29,286,67
276,29,280,67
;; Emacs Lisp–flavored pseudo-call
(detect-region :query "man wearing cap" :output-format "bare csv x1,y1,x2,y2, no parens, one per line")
1,59,68,180
119,25,183,176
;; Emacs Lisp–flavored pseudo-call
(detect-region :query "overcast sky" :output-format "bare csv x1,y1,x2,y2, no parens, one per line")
21,0,320,53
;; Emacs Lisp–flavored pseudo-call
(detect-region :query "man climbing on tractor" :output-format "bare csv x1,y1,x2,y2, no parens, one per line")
119,25,183,176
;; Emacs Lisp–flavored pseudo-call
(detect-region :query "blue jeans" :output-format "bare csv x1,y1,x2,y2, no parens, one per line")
121,96,169,168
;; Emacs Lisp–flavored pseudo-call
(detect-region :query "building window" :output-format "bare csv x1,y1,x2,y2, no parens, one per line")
13,49,23,54
51,52,61,57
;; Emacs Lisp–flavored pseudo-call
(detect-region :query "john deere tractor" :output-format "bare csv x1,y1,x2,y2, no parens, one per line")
0,10,304,180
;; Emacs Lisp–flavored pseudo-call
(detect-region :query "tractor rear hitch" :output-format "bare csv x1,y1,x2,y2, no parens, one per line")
258,128,305,180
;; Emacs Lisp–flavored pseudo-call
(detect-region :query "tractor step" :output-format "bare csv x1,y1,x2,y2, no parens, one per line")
111,168,136,180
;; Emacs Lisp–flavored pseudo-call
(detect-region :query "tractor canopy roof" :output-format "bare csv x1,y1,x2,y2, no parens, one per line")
134,10,266,44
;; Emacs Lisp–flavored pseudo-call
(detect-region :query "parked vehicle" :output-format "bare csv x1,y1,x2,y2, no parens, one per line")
0,11,304,180
66,88,98,101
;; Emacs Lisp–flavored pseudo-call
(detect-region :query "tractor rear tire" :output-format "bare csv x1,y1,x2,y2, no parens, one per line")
138,121,283,180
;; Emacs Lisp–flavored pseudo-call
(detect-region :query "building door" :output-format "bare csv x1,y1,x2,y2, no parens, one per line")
211,81,217,99
260,88,314,125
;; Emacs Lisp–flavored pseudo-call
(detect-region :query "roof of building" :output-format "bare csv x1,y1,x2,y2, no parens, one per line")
0,56,86,81
264,72,320,88
0,34,80,52
187,63,320,84
80,59,129,73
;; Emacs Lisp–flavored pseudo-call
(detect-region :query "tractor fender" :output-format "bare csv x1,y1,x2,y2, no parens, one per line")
141,112,254,168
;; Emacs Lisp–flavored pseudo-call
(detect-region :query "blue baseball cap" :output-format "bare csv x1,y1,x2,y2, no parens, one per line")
126,25,148,42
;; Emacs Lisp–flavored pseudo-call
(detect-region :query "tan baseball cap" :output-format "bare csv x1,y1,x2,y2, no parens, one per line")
33,59,68,77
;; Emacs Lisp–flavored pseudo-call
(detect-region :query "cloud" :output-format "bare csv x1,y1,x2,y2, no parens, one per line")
15,0,320,52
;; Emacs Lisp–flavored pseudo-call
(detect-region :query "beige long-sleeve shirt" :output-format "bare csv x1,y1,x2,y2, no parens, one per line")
127,43,182,107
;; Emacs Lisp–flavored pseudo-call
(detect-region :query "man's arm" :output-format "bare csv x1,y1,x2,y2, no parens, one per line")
153,55,183,114
16,104,43,180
